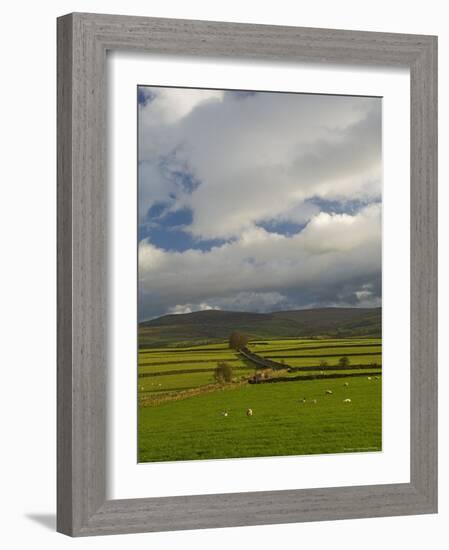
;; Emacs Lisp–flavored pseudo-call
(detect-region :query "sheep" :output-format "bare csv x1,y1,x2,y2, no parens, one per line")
221,411,229,417
246,408,253,417
367,377,372,381
299,398,306,403
344,382,349,387
311,399,317,404
343,398,352,403
325,389,333,395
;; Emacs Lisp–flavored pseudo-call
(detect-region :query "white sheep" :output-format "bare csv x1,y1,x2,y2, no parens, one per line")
311,399,317,404
325,389,333,395
367,377,372,381
222,411,229,417
246,408,253,417
344,382,349,387
343,398,352,403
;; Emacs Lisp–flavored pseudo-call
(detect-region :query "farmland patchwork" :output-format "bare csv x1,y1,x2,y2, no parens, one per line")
138,337,382,462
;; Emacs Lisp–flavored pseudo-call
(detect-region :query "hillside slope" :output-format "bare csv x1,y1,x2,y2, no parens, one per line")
139,307,381,348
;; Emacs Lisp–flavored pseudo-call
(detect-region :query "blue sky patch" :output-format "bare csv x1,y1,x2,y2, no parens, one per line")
307,197,377,215
140,226,228,253
140,204,227,252
138,87,156,106
172,170,201,193
257,219,308,236
146,201,169,219
162,207,193,227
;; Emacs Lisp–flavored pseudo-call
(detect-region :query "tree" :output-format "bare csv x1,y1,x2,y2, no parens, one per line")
229,332,239,349
214,361,233,383
338,356,350,368
228,332,249,350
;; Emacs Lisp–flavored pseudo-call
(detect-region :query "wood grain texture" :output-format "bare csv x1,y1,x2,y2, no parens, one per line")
57,13,74,536
409,36,438,508
57,12,438,536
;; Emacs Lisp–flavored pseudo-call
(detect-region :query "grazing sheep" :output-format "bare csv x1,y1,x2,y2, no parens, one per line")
344,382,349,387
222,411,228,417
343,398,352,403
246,408,253,417
325,390,333,395
299,398,306,403
311,399,317,404
367,377,372,381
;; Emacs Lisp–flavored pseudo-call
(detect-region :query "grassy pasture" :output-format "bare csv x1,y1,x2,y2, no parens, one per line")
281,355,381,368
139,369,254,394
139,371,217,393
139,355,243,367
250,337,380,348
265,346,380,357
138,376,381,462
138,358,248,374
138,337,382,462
282,369,381,378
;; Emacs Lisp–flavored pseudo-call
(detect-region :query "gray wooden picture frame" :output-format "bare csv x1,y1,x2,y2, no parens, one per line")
57,12,438,537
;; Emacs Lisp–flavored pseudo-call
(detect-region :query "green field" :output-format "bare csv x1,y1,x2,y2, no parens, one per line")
138,337,382,462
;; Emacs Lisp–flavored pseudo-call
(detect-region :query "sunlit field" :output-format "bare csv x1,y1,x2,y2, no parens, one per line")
138,337,382,462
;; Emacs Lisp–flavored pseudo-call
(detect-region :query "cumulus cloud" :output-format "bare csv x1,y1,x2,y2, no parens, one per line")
139,90,381,238
137,86,382,319
139,86,224,125
139,205,381,318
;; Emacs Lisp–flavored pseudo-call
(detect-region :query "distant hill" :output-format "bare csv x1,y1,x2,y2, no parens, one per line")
139,307,381,348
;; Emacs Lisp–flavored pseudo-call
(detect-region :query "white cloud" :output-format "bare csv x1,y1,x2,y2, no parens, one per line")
299,205,380,253
137,88,382,318
165,292,288,317
139,205,381,318
138,90,382,240
139,87,224,126
168,303,220,315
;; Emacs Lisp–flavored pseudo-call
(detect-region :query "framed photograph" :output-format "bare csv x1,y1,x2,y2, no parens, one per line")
57,12,437,536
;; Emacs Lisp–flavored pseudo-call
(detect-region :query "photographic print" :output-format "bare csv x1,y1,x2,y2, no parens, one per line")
137,86,382,463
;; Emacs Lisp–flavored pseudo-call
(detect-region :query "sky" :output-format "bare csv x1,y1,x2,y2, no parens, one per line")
138,86,382,321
